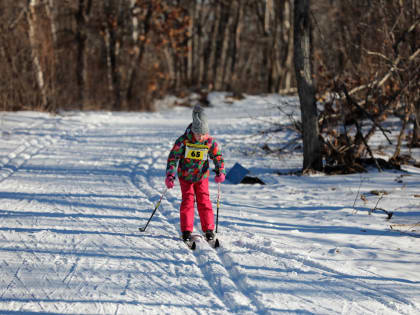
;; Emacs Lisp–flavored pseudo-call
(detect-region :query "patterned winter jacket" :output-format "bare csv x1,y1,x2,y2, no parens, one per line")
166,125,225,183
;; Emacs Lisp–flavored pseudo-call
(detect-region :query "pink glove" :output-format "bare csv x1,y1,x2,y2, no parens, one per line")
215,173,225,183
165,175,174,189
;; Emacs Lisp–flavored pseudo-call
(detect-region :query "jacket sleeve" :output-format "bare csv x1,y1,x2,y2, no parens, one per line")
166,136,184,178
209,140,225,175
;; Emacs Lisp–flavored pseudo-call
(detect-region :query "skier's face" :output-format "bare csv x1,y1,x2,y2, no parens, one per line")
193,132,208,142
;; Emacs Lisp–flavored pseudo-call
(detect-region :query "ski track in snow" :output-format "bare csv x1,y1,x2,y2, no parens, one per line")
129,141,265,314
0,100,420,314
131,146,253,313
0,132,57,184
230,237,416,314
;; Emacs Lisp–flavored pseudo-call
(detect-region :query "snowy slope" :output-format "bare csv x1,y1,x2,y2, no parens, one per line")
0,94,419,314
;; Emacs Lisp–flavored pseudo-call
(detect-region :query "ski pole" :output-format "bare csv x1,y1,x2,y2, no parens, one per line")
215,182,221,233
139,188,167,232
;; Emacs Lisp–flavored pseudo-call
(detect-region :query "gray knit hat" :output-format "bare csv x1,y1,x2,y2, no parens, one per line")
191,105,209,134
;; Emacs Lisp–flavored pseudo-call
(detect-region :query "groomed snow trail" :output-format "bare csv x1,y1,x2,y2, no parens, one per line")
1,99,420,314
0,113,232,314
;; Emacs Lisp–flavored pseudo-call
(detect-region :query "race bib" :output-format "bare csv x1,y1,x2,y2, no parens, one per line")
185,143,208,160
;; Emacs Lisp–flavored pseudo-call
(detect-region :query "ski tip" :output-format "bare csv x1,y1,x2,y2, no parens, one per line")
183,239,196,250
214,239,220,248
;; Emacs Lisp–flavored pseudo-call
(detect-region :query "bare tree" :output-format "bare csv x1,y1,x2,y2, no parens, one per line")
312,0,419,172
74,0,92,110
293,0,322,171
1,0,300,111
413,100,420,147
27,0,57,111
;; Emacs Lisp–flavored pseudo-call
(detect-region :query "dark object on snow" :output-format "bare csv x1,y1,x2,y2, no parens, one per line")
226,162,265,185
371,207,393,220
241,176,266,185
323,157,401,175
226,162,249,184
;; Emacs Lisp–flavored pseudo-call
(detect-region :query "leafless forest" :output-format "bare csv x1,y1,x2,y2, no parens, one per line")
0,0,419,171
2,0,297,111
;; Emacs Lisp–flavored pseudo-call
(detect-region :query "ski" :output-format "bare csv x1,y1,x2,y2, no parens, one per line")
183,239,196,250
183,234,219,250
206,237,220,249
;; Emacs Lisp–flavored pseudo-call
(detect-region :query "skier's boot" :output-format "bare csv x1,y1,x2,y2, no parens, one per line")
182,231,192,242
205,230,215,241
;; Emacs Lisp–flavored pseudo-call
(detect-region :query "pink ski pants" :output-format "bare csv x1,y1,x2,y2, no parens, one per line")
179,177,215,233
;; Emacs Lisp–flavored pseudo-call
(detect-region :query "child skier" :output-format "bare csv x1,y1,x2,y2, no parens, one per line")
165,105,225,242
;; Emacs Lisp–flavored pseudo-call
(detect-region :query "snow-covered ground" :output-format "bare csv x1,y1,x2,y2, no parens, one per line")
0,93,419,314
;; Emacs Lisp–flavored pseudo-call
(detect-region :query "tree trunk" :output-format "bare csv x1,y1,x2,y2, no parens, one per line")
44,0,58,112
197,2,209,87
126,2,152,110
207,3,222,88
265,0,273,34
103,0,122,111
293,0,322,172
104,27,114,109
118,0,140,110
278,0,294,93
229,0,244,87
413,100,420,146
27,0,49,109
75,0,92,110
215,2,234,90
187,1,196,85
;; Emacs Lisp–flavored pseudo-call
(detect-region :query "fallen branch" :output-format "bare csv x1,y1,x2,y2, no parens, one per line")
369,193,393,219
340,83,393,145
